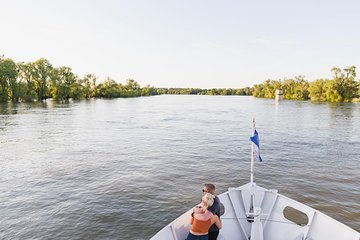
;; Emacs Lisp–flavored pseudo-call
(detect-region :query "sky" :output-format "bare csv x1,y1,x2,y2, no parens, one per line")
1,0,360,88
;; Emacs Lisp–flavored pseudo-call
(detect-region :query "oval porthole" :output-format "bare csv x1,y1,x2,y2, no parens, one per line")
283,206,309,226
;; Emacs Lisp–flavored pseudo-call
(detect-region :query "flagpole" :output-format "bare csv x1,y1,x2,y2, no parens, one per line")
250,118,255,184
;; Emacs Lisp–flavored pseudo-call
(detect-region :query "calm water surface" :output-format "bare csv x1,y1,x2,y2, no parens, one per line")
0,95,359,239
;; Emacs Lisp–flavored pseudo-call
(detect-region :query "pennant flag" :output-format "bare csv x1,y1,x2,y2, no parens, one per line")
250,129,263,162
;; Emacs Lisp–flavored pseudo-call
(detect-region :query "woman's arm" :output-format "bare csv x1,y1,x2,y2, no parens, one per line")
190,211,194,224
212,215,222,229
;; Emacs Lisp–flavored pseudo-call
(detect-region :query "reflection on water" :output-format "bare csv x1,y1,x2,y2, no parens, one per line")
0,96,359,240
328,102,353,121
0,102,19,115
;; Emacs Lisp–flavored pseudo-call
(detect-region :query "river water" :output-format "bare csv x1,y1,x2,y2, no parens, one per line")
0,95,359,239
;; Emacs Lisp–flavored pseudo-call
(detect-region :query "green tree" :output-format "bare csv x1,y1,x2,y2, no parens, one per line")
82,73,97,98
17,62,37,102
252,84,264,97
70,81,84,100
293,76,309,100
96,77,120,98
324,80,342,102
32,58,53,101
123,79,141,97
0,57,18,102
331,66,357,102
281,76,309,100
141,85,158,96
124,79,140,90
242,87,252,95
308,79,327,101
264,79,281,98
59,66,77,100
281,79,295,99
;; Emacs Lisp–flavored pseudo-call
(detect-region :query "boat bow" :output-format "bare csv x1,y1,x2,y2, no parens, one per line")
151,182,359,240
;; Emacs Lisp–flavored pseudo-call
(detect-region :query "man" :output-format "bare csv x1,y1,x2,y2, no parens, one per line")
203,183,221,240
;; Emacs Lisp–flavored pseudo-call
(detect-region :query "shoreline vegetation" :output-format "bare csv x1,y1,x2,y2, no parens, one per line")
253,66,360,103
0,55,358,103
0,56,251,103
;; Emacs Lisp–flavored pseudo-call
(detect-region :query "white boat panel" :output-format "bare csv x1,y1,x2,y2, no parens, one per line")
260,191,278,229
263,195,313,240
307,211,359,240
220,191,248,239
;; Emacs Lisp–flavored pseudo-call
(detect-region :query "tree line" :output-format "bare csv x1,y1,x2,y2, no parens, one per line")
5,55,356,103
253,66,359,102
0,56,252,103
0,56,161,102
156,87,252,96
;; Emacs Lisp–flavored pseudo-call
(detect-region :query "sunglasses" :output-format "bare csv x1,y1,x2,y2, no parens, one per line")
202,189,209,193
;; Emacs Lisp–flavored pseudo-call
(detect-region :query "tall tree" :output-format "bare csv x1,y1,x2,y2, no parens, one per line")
331,66,357,102
309,79,327,101
96,77,120,98
50,66,78,101
0,57,18,102
32,58,53,101
123,79,141,97
293,75,309,100
282,78,296,99
82,73,97,98
252,84,264,97
17,62,36,102
141,84,158,96
262,79,281,98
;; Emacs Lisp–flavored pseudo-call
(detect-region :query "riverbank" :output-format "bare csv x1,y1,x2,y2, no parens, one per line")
253,66,359,103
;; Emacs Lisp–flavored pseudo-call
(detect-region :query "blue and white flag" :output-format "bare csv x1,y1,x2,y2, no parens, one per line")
250,130,263,162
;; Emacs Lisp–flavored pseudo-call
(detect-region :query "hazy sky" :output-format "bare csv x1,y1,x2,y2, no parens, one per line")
1,0,359,88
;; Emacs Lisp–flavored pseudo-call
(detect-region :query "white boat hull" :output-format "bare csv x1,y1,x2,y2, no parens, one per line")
151,182,359,240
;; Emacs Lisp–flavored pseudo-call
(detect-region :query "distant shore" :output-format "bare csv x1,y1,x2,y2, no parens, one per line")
253,66,360,103
0,56,252,103
1,56,358,103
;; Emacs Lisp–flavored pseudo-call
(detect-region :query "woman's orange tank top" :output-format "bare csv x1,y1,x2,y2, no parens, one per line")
191,217,212,234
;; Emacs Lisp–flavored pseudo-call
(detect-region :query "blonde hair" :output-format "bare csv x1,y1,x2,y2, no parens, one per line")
201,193,215,211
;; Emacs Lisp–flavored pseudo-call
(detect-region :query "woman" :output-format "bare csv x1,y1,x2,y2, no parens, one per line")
186,193,222,240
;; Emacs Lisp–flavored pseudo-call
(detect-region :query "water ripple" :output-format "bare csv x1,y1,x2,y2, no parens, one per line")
0,96,359,240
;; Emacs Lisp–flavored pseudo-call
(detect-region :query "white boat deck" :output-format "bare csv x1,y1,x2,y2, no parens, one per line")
151,182,359,240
